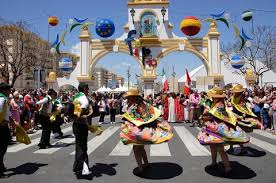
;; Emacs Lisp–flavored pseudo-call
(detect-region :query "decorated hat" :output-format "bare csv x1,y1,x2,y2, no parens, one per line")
124,87,140,98
231,84,245,93
207,87,226,98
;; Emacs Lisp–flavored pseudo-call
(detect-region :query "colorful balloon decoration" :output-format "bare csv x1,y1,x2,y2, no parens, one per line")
49,72,57,80
231,55,244,69
48,16,59,26
180,16,201,36
59,57,73,72
242,10,253,21
210,11,225,18
95,19,115,38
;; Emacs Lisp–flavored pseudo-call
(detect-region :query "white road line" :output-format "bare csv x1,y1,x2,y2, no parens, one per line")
8,126,73,153
174,126,210,156
70,126,119,155
150,143,171,156
109,141,133,156
28,130,42,137
250,137,276,155
253,129,276,140
33,137,75,154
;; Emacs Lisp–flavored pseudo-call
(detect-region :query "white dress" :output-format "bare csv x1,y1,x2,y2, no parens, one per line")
168,97,176,123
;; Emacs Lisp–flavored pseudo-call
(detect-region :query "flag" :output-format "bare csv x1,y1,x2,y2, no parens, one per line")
162,74,169,93
184,68,191,95
186,68,191,85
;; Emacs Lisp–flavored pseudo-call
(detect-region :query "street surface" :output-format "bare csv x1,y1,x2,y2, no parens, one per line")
2,116,276,183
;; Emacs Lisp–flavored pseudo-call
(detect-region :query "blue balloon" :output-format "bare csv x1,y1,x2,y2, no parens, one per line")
95,18,115,38
231,55,244,69
59,57,73,72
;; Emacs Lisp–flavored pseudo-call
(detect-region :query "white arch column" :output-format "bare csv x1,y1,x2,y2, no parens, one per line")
77,27,92,84
207,22,223,86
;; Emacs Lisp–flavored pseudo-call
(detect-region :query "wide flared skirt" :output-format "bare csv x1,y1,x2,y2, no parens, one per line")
197,121,250,145
237,118,262,132
120,121,173,145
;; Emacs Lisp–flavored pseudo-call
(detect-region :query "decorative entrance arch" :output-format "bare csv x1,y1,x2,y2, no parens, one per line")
59,0,224,95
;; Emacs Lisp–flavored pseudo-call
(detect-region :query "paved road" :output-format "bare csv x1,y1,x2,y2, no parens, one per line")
2,117,276,183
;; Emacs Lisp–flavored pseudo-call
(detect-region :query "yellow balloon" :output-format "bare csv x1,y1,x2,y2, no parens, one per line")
134,40,141,47
49,72,57,80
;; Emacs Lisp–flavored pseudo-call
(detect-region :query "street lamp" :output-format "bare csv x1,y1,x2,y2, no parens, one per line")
130,8,136,24
127,66,131,90
161,7,167,23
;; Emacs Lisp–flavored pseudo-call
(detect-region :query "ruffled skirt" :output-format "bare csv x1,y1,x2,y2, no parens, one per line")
197,121,250,145
120,121,173,145
237,118,262,132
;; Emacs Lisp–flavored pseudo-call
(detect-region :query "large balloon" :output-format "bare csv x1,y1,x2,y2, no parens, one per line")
242,10,253,21
95,18,115,38
59,57,73,72
231,55,244,69
48,16,59,26
180,16,201,36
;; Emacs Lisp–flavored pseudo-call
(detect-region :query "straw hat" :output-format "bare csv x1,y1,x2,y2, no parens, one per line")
124,87,140,98
207,87,226,98
231,84,245,93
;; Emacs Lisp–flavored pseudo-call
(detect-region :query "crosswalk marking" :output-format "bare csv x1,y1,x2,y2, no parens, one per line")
109,141,133,156
253,129,276,140
174,126,211,156
33,137,75,154
150,143,171,156
8,126,73,153
70,126,120,155
250,137,276,155
28,130,42,137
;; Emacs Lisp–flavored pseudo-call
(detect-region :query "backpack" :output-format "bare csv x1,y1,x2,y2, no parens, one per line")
272,99,276,111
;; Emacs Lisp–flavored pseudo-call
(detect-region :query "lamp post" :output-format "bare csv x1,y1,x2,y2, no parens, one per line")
127,66,131,90
161,7,167,23
130,8,136,24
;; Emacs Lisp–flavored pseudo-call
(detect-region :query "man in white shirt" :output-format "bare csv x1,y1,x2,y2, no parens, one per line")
0,83,11,178
72,83,93,178
36,89,57,149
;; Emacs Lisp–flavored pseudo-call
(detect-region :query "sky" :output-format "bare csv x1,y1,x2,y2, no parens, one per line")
1,0,276,84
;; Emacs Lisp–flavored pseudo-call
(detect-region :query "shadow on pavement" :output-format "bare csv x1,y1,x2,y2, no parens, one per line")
76,163,118,180
6,162,48,176
205,161,256,179
133,162,183,179
226,146,266,157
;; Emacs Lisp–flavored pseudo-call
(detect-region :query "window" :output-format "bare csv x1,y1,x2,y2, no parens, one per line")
140,12,158,37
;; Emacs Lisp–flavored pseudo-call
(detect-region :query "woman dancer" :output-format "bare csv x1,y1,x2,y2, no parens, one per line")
228,84,262,154
197,87,249,175
120,88,173,175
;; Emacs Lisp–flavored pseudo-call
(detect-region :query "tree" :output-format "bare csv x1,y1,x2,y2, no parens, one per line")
0,20,52,87
222,25,276,85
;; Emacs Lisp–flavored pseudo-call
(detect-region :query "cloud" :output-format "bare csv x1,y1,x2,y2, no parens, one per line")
71,42,81,56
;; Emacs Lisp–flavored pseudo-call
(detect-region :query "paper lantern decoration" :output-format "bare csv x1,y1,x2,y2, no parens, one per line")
179,16,201,36
49,72,57,80
242,10,253,21
245,69,255,78
95,18,115,38
231,55,244,69
48,16,59,26
59,57,73,72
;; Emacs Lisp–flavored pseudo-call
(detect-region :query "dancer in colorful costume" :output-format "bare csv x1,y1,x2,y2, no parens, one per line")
120,88,173,175
197,87,249,174
228,84,262,154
